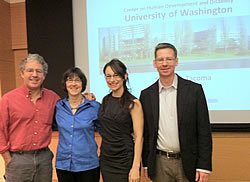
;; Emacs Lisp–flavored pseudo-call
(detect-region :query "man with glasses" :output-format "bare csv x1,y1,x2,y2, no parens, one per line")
140,43,212,182
0,54,60,182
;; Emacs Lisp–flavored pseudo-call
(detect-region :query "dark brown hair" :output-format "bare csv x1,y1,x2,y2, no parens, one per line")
154,43,178,58
61,67,87,93
102,58,135,113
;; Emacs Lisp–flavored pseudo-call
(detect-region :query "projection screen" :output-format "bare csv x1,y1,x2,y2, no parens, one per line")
73,0,250,130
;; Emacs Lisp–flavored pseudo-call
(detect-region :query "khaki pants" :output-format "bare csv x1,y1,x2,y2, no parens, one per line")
153,153,190,182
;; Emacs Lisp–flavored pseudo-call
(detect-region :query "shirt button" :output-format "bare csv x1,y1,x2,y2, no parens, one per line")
71,125,73,128
34,132,37,135
33,143,36,146
70,135,72,137
36,109,39,112
34,121,38,123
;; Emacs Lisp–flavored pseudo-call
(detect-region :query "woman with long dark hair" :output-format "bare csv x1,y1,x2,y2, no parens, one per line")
99,59,144,182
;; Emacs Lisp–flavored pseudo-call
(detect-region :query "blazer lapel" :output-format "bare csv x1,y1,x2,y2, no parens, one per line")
150,81,160,130
177,76,188,126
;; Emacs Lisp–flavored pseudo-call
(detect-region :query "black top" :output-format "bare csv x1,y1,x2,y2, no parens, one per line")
99,94,136,173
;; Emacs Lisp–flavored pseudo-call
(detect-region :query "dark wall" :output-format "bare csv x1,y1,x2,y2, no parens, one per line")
26,0,74,97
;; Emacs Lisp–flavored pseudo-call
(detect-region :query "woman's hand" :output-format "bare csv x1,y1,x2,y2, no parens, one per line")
129,167,140,182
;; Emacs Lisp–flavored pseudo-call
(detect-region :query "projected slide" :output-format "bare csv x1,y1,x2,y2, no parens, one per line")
86,0,250,123
99,17,250,72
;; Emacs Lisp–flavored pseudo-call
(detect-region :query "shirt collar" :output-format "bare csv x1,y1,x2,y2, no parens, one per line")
62,96,94,107
158,74,178,93
20,85,44,98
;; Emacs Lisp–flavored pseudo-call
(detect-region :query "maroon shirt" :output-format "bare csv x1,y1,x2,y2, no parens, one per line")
0,86,60,153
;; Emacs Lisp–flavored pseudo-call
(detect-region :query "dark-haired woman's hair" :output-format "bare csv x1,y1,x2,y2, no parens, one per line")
61,67,87,93
102,58,135,113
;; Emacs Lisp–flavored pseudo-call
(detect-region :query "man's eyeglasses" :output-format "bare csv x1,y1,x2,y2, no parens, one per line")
155,57,176,64
105,74,121,80
66,78,82,84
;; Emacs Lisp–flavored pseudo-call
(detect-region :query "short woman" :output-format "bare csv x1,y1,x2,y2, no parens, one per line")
55,67,100,182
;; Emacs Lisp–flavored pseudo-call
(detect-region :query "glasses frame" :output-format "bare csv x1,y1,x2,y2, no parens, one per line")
105,74,121,81
24,68,44,74
66,78,82,84
155,57,176,64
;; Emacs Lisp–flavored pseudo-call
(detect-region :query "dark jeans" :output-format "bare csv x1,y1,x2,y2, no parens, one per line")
5,148,53,182
56,167,100,182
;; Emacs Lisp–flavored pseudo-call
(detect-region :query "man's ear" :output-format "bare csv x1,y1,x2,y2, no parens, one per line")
20,71,24,79
153,60,157,68
175,58,179,66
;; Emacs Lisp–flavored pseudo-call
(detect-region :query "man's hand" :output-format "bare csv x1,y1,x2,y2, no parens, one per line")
1,151,12,167
195,171,209,182
83,92,96,101
143,168,152,182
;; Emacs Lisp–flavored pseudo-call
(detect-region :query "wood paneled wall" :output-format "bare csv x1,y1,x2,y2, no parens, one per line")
10,2,27,49
0,0,27,95
0,0,15,94
210,132,250,182
10,2,27,88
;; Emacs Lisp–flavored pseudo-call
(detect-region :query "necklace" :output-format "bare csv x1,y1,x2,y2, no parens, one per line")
68,97,83,110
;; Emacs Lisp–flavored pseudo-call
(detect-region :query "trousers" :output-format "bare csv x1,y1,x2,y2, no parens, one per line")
5,148,53,182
